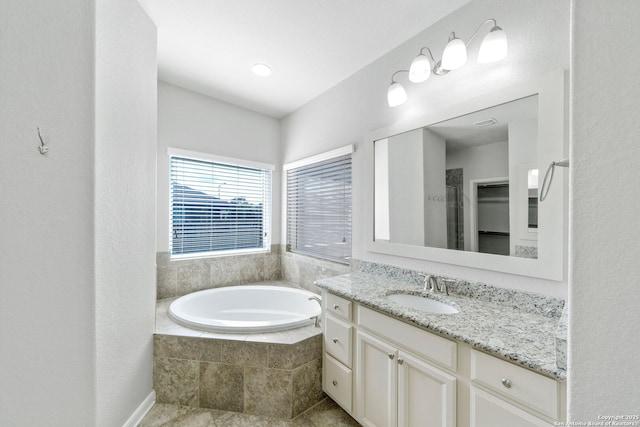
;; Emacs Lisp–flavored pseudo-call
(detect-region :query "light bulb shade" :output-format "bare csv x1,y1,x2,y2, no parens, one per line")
409,54,431,83
441,37,467,71
387,82,407,107
478,26,507,63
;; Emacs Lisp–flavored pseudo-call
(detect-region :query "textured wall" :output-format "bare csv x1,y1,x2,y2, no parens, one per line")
0,1,97,425
281,0,570,299
569,0,640,420
94,0,157,425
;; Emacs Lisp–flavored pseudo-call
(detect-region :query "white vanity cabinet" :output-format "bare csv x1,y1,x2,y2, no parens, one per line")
357,330,457,427
469,349,564,427
322,293,354,412
320,290,566,427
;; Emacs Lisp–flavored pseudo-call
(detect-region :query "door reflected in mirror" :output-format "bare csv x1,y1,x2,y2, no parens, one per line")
527,168,539,230
374,95,539,259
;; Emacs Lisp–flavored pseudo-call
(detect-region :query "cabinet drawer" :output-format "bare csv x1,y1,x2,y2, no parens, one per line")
358,305,457,371
324,354,352,413
325,315,353,367
471,386,554,427
471,350,559,419
326,293,352,321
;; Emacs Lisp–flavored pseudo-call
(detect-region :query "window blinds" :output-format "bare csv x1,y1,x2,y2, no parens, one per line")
170,156,272,257
286,153,352,264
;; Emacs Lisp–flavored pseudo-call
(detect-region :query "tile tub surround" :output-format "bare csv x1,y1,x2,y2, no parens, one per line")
156,246,282,299
154,291,325,419
280,247,351,294
316,268,567,380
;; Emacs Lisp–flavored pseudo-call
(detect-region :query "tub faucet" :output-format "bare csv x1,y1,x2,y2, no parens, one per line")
308,296,322,327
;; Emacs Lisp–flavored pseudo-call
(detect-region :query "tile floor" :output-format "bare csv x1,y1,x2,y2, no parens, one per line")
139,398,361,427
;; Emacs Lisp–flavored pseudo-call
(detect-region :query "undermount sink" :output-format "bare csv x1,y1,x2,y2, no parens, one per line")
386,293,460,314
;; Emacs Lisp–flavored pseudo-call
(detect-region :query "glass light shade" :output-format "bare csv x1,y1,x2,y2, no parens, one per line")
441,37,467,70
251,63,272,76
409,54,431,83
387,82,407,107
478,27,508,63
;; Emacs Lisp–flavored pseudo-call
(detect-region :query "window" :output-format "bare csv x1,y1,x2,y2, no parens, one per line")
169,149,273,257
285,146,353,264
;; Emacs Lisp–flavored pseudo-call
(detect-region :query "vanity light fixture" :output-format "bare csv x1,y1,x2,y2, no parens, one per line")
387,70,409,107
387,18,507,107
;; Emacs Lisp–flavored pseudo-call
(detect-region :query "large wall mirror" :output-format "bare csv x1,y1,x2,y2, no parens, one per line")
367,70,567,280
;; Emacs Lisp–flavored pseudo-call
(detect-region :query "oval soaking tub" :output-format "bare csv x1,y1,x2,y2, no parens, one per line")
168,285,322,333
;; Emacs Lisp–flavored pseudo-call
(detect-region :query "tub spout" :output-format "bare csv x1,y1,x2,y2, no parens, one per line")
308,296,322,327
308,296,322,305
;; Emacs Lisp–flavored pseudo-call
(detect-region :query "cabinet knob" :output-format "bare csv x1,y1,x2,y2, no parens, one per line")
332,379,338,386
388,353,395,360
397,358,404,365
501,378,512,388
333,304,340,310
332,338,339,343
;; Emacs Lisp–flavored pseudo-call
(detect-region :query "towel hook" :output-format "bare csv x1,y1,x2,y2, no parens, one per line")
539,158,569,202
37,127,49,155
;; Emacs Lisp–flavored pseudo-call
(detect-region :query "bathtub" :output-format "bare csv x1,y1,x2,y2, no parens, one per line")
168,285,322,333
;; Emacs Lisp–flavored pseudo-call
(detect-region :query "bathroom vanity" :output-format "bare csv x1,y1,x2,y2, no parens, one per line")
316,270,566,427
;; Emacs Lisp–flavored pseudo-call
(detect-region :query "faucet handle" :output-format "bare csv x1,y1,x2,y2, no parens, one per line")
440,279,455,296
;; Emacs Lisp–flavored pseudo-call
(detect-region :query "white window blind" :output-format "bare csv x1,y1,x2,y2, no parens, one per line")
170,155,272,257
286,153,352,263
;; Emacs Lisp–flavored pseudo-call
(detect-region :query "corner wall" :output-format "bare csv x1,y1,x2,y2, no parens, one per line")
281,0,570,298
569,0,640,420
95,0,157,425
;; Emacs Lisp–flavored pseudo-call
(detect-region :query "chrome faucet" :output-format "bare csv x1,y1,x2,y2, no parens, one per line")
418,274,451,295
418,274,438,292
308,296,322,327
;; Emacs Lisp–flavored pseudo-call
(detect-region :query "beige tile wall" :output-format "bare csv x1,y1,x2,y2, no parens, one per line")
153,334,324,419
156,245,354,299
156,245,282,299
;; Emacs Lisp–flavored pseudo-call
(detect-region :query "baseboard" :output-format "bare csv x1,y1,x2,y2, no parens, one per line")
122,390,156,427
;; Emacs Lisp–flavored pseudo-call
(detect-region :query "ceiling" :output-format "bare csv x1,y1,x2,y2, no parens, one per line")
137,0,471,118
428,94,539,150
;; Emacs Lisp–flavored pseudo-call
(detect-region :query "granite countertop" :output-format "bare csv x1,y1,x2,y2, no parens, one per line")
315,272,566,380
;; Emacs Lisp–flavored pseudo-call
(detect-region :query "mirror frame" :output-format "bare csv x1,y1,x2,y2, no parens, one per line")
365,70,567,281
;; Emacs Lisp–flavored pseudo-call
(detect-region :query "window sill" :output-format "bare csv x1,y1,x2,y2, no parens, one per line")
170,248,271,262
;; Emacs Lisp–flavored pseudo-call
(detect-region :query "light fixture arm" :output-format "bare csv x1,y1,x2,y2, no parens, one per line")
464,18,499,47
390,69,409,83
418,47,437,64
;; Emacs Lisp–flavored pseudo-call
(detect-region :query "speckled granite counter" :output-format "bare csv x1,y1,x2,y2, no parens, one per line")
315,272,567,380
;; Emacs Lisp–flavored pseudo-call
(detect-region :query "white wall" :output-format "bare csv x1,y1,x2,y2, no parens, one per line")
0,1,97,424
281,0,570,299
388,130,426,245
95,0,157,425
0,1,157,425
447,141,509,251
508,118,538,254
422,129,447,248
569,0,640,421
157,81,281,252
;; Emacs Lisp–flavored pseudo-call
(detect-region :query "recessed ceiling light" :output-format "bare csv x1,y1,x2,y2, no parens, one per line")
473,118,498,127
252,63,272,77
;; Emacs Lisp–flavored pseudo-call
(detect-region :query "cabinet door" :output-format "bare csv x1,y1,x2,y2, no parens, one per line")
357,331,398,427
470,387,554,427
397,351,456,427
